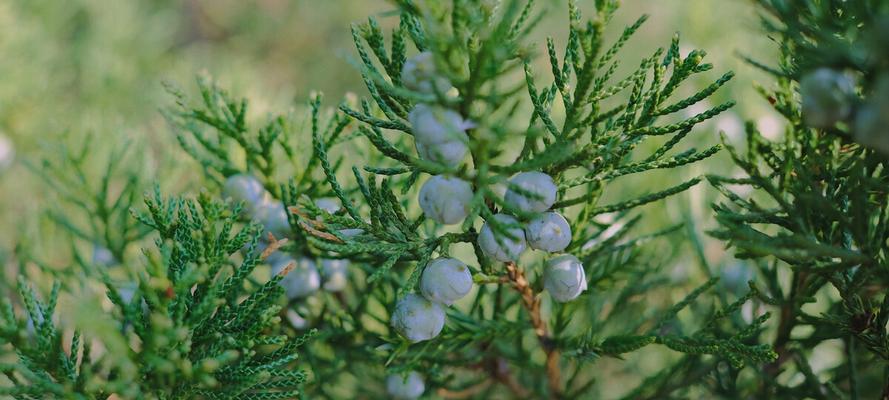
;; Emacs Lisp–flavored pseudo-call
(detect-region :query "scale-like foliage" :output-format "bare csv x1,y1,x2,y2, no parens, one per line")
287,1,776,398
1,191,312,399
710,1,889,398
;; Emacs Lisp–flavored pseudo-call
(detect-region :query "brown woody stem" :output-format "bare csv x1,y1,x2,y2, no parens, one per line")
506,262,562,398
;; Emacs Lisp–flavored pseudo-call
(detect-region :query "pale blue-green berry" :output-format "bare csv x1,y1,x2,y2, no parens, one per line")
525,212,572,252
386,371,425,400
254,199,291,239
504,171,557,213
409,104,470,144
420,258,473,306
853,74,889,154
271,256,320,299
391,293,445,342
314,197,365,237
800,68,856,129
401,51,452,95
223,174,266,213
339,228,365,237
419,175,473,224
720,262,755,295
0,134,14,171
415,140,469,169
285,309,308,329
478,214,527,262
116,282,137,305
92,244,116,267
315,197,341,215
409,104,470,168
320,258,350,292
543,254,587,302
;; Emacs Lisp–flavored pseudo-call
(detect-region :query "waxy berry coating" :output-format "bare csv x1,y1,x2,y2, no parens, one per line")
478,213,527,262
543,254,588,302
271,256,320,299
800,68,855,129
386,371,425,400
526,212,572,252
391,294,446,343
254,199,291,239
419,175,474,225
409,104,469,168
401,51,452,95
504,172,557,213
320,258,350,292
420,257,473,305
223,174,267,214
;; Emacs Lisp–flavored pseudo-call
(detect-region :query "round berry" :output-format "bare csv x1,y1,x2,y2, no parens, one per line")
254,199,291,239
92,244,117,267
401,51,452,95
391,293,445,343
223,174,266,213
409,104,469,144
543,254,587,303
504,172,557,213
720,262,755,295
386,371,425,400
339,228,365,237
415,140,469,169
409,104,470,168
800,68,856,129
420,258,473,306
525,212,572,252
271,256,321,299
320,258,350,292
853,74,889,155
478,214,527,263
285,309,309,329
419,175,473,225
315,197,341,215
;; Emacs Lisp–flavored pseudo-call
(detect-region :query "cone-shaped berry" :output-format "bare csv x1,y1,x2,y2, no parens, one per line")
543,254,587,302
391,294,445,343
419,175,473,225
504,172,557,213
526,212,572,252
478,214,527,262
420,258,472,305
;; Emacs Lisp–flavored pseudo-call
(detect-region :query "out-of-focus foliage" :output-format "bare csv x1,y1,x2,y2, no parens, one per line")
710,1,889,398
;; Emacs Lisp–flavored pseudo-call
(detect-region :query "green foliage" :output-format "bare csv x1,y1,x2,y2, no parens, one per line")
710,0,889,398
1,190,312,399
286,0,775,398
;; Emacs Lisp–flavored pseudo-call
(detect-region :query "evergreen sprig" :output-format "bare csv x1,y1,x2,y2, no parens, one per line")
710,1,889,398
1,191,312,399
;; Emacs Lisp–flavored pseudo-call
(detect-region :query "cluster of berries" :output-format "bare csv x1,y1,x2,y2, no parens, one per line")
223,174,350,306
386,52,590,399
800,68,889,154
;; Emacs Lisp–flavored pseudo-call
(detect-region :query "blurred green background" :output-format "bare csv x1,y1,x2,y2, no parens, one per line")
0,0,790,397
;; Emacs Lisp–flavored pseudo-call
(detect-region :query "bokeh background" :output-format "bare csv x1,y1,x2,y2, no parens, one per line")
0,0,798,398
